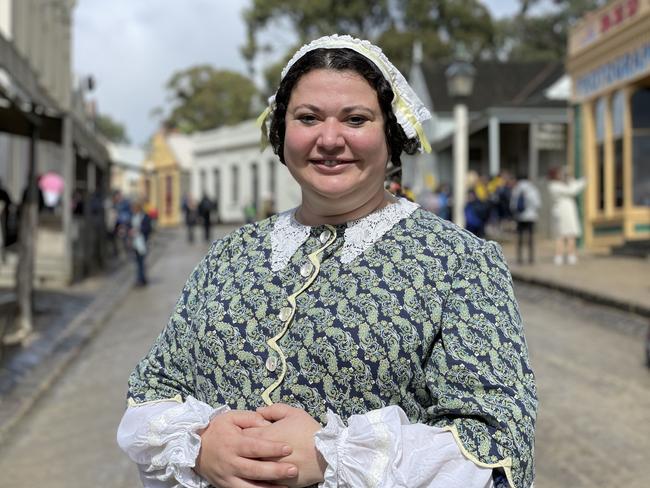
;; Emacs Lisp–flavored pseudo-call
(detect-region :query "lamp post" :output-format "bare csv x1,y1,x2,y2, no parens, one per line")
445,59,475,228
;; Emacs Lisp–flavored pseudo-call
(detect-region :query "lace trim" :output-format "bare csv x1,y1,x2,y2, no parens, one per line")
262,35,432,153
270,198,419,271
342,198,418,264
271,210,310,272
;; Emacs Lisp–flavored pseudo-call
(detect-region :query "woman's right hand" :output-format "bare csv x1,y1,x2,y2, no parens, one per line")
194,410,298,488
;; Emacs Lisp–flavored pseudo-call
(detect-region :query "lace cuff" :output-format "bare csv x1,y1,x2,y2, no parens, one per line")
117,396,228,488
314,405,494,488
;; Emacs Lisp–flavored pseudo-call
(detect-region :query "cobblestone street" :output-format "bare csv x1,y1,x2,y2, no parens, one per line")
0,228,648,487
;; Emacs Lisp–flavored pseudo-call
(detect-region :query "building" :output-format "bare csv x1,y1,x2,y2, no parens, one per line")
0,0,110,285
192,120,301,223
406,58,569,195
567,0,650,251
142,130,192,228
108,143,145,198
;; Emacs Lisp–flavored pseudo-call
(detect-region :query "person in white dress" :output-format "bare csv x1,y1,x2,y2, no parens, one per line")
548,166,587,265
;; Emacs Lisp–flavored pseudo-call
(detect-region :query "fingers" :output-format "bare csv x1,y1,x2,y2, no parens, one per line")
234,457,298,482
238,435,292,459
228,410,273,428
256,403,294,421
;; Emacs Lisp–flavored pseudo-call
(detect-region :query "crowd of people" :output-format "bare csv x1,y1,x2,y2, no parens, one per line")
388,167,585,267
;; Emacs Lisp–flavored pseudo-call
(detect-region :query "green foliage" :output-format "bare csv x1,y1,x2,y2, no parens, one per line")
499,0,607,61
243,0,500,92
95,113,130,144
161,66,258,133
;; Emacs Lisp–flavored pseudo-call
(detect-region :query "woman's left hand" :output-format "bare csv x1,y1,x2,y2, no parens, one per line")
243,404,326,488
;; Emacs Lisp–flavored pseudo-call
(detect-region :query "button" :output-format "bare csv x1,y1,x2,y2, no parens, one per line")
265,355,278,372
319,230,331,244
278,307,292,321
300,261,314,277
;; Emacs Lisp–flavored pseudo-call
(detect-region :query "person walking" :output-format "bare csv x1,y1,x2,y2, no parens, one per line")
130,200,151,286
548,166,587,265
510,173,541,265
182,195,198,244
198,194,214,243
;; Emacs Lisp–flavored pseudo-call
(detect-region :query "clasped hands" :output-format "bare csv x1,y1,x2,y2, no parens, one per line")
195,403,327,488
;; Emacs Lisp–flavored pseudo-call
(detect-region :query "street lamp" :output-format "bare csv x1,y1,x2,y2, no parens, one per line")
445,59,475,228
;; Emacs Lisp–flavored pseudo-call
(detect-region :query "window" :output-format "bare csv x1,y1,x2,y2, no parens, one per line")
213,168,220,201
199,169,206,195
612,91,625,208
594,98,606,211
231,166,239,203
165,175,173,216
631,87,650,206
251,163,259,211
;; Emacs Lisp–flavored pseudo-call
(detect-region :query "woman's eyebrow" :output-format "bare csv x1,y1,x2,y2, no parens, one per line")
340,105,374,114
291,103,321,112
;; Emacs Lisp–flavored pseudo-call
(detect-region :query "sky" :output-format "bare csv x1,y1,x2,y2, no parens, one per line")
73,0,522,146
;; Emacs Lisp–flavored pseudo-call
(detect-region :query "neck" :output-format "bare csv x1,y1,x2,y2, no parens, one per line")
295,188,396,226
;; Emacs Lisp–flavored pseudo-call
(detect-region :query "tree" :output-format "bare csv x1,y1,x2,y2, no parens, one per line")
161,66,258,133
498,0,607,61
242,0,500,92
95,113,130,144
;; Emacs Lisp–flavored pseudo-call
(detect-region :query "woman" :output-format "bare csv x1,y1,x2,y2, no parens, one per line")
548,166,586,265
117,35,536,488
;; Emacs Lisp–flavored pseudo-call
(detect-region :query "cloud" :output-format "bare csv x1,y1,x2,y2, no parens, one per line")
74,0,249,145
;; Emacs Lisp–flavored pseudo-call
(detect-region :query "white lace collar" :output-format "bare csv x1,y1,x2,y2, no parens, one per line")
270,198,419,272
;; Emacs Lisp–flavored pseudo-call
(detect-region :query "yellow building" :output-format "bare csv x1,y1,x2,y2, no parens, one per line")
567,0,650,251
143,130,192,227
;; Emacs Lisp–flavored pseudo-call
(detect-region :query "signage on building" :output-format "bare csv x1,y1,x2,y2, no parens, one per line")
536,123,566,151
569,0,643,54
575,41,650,99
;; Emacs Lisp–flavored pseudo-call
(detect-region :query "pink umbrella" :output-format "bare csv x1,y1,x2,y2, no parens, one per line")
38,172,65,194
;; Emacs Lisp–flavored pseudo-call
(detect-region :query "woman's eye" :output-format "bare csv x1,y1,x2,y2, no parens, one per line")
347,115,367,126
298,114,317,124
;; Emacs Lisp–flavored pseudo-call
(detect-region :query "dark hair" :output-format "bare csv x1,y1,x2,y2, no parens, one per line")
268,48,419,167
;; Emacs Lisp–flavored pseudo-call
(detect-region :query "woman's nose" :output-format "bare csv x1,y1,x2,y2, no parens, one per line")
317,119,344,150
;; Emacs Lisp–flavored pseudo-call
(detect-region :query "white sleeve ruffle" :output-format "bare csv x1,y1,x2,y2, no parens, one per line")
116,396,228,488
314,405,495,488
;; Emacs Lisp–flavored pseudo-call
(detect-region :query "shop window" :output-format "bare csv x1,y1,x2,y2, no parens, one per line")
594,98,606,211
612,91,624,208
631,88,650,207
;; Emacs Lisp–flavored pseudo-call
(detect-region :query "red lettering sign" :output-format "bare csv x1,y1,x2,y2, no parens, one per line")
600,0,640,34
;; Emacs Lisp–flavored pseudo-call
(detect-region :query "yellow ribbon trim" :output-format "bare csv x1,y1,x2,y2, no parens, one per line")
442,424,515,488
261,225,337,405
395,96,432,153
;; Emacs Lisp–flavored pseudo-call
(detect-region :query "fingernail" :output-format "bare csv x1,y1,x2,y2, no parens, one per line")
282,445,292,456
287,467,298,477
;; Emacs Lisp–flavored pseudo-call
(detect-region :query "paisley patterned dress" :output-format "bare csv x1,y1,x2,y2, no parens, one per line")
128,201,537,488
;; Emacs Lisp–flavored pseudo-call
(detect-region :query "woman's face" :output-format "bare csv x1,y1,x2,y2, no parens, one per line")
283,68,389,207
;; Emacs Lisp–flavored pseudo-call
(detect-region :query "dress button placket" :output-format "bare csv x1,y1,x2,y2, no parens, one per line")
265,355,278,372
300,261,314,277
278,307,292,322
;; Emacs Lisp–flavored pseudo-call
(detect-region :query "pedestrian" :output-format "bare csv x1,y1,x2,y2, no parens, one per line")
0,178,12,252
117,34,536,488
510,173,541,265
198,194,214,242
130,199,151,286
548,166,587,265
464,189,489,238
182,195,198,244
